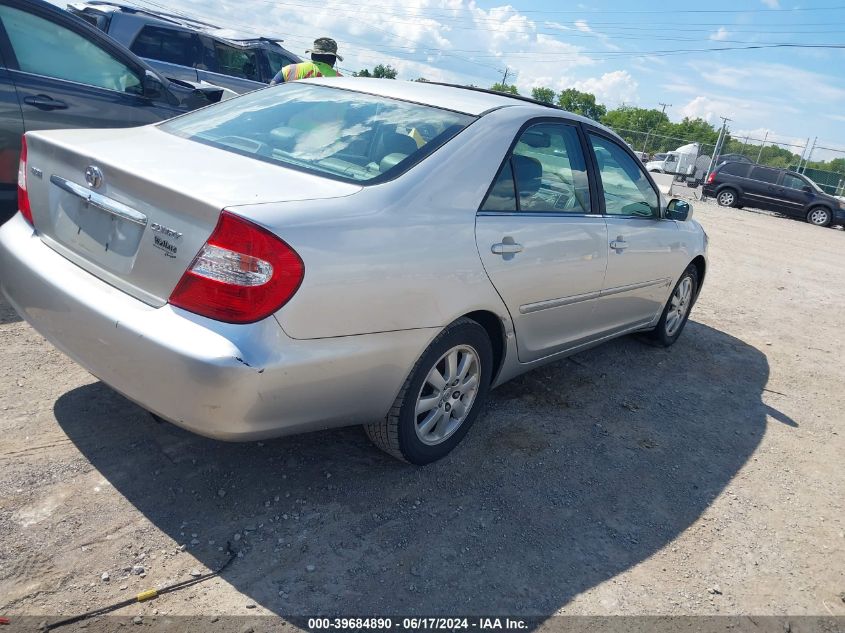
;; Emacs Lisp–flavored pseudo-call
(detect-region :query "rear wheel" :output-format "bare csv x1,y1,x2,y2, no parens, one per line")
716,188,738,207
806,206,831,227
649,265,699,347
365,318,493,464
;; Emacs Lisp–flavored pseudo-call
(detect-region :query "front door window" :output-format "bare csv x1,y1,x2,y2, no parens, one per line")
0,4,142,94
588,134,659,218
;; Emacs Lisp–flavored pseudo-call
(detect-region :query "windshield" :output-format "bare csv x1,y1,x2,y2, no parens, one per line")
160,83,475,183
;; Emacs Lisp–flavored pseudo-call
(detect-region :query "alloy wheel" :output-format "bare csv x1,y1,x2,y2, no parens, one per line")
808,208,830,226
717,191,735,207
665,276,693,337
414,345,481,446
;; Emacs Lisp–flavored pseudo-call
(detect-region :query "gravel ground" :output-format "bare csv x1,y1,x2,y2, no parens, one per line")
0,197,843,622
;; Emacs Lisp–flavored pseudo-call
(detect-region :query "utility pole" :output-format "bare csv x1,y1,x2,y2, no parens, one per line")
800,137,817,174
702,116,731,201
643,103,672,154
500,67,513,88
795,137,811,172
755,131,769,163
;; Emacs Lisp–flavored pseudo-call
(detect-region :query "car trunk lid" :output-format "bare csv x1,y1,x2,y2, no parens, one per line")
23,126,360,306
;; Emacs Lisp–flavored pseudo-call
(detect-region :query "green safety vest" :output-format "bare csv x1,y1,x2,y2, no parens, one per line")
279,61,340,82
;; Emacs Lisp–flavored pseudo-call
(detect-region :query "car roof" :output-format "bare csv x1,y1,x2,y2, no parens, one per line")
305,77,613,127
69,1,288,45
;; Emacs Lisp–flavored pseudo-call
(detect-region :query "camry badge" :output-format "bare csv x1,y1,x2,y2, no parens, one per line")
84,165,104,189
150,222,183,241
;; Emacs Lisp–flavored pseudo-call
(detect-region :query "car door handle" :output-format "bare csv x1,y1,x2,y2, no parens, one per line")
610,237,628,251
23,95,68,110
491,242,523,255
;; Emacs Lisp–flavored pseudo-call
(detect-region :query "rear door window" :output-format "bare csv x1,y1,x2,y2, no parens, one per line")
131,25,206,68
720,162,750,177
214,42,259,81
481,122,591,213
0,4,142,94
750,166,780,184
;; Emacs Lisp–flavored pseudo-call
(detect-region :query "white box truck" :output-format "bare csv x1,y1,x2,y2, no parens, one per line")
645,142,712,187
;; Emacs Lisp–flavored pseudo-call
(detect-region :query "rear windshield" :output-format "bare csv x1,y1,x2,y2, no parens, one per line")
160,83,475,183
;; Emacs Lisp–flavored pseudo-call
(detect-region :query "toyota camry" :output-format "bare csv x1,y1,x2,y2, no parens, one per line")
0,78,707,464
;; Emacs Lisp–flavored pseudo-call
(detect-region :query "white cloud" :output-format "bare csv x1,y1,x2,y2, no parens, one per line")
155,0,601,91
572,70,639,107
573,19,592,33
709,27,730,41
760,0,780,8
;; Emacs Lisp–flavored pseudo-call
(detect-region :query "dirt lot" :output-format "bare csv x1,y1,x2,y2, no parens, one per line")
0,197,843,624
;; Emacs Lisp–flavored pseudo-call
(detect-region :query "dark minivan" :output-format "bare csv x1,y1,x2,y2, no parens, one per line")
703,162,845,228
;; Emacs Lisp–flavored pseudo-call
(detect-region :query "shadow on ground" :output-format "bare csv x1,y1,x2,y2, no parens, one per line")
53,321,788,616
0,295,22,325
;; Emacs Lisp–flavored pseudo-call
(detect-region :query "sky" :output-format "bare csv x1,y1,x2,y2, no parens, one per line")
124,0,845,161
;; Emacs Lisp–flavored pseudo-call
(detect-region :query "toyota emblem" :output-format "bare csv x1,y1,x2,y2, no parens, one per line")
84,165,104,189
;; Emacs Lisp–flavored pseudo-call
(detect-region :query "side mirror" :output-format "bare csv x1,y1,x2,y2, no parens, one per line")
666,198,691,221
802,185,813,193
143,70,165,101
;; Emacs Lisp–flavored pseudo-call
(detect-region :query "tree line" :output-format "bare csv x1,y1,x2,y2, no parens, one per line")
511,84,841,175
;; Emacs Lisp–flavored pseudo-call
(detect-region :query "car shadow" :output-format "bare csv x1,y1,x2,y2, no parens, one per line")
0,295,22,325
53,321,787,617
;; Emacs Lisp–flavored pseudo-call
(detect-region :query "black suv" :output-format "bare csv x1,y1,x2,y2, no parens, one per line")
68,2,302,94
703,162,845,228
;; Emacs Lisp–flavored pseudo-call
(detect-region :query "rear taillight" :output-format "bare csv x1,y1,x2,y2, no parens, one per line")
707,171,716,184
17,136,33,225
169,211,304,324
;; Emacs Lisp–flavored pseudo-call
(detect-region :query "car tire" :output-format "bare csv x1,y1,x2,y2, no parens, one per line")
716,188,738,207
648,264,699,347
364,317,493,465
806,206,832,227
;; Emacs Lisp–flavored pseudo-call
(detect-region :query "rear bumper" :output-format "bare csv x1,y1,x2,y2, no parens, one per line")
0,213,435,440
833,207,845,226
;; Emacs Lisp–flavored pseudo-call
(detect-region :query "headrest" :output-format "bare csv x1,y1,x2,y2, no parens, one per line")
512,154,542,196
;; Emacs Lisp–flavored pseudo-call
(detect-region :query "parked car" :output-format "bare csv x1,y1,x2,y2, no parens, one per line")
703,161,845,228
0,0,226,221
715,153,754,167
67,1,302,94
0,79,708,464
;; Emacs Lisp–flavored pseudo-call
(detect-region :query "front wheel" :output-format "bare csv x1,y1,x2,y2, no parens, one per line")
806,206,831,227
365,318,493,464
649,265,699,347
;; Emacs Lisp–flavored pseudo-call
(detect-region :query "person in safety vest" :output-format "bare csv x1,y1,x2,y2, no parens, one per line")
270,37,343,85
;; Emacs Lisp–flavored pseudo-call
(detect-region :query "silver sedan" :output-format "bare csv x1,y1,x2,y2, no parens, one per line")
0,78,707,464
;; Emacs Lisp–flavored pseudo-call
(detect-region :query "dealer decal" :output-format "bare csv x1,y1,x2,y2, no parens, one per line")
153,235,178,258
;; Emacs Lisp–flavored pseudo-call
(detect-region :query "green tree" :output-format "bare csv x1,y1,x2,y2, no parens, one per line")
531,86,555,104
372,64,398,79
491,82,519,95
601,106,671,151
353,65,398,79
557,88,607,121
